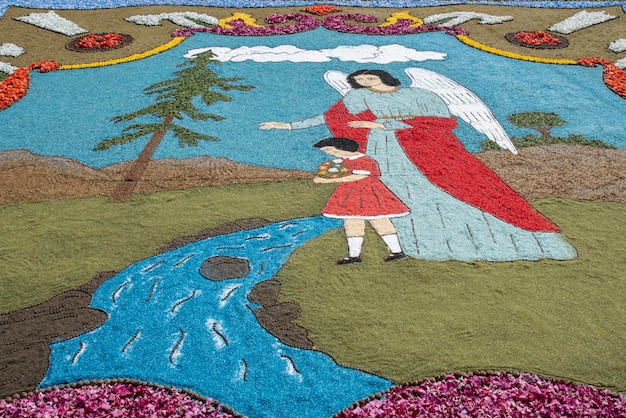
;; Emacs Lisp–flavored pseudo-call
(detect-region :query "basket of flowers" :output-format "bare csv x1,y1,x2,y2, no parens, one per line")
316,159,351,179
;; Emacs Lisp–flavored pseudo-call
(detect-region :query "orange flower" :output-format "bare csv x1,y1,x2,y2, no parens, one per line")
0,60,59,111
578,57,626,99
304,5,341,15
76,33,125,49
0,67,30,110
28,60,60,73
514,31,561,46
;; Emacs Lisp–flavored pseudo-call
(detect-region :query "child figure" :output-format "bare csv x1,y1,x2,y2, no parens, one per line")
313,137,410,264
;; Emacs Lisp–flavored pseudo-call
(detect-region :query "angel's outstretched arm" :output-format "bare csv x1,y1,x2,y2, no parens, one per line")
260,70,355,131
259,122,291,130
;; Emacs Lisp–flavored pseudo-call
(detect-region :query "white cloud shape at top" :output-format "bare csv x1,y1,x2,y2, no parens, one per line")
184,44,446,64
0,61,18,75
609,39,626,54
0,43,25,57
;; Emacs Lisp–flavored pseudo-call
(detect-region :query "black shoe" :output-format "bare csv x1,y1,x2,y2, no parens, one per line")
384,252,407,262
336,256,362,265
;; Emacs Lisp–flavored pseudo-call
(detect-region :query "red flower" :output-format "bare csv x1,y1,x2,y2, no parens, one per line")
0,60,59,111
76,33,125,49
578,57,626,99
0,67,30,110
514,31,561,46
304,4,342,15
28,60,60,73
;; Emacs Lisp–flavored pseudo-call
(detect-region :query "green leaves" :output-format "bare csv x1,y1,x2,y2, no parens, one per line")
169,124,219,147
93,122,218,151
479,111,615,151
480,133,615,151
95,49,253,151
93,129,148,151
507,112,565,131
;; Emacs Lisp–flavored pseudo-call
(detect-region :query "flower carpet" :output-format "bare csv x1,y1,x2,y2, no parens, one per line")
1,1,625,417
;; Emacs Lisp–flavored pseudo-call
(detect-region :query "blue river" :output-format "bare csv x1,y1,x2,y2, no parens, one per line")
40,216,391,418
1,27,625,172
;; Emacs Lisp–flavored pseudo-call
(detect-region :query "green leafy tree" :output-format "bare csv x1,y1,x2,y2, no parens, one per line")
507,112,564,138
95,50,253,202
480,111,614,151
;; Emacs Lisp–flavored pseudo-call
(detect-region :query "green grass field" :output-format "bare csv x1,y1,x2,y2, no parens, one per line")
1,181,624,394
275,198,626,393
0,180,330,313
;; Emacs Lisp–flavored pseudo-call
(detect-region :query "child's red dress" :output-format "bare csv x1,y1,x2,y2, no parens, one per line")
322,154,410,219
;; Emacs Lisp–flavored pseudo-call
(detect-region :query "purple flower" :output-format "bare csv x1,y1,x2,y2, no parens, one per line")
0,382,237,417
173,13,319,37
335,372,626,417
321,14,468,36
172,12,468,39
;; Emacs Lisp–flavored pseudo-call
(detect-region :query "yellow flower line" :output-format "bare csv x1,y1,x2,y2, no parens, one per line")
456,35,578,65
381,12,423,28
54,25,578,71
219,12,262,28
59,37,186,70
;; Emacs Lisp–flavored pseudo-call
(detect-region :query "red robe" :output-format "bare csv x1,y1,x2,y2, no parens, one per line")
324,100,560,232
322,155,410,219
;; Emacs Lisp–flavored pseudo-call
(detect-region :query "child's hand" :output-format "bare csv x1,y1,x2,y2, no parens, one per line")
314,175,366,183
313,176,333,184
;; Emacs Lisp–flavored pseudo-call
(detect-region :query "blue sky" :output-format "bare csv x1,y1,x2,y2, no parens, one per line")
0,28,624,170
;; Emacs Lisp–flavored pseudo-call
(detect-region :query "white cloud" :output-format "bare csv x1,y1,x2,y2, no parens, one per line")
0,61,18,75
126,12,218,28
0,43,24,57
423,11,513,26
14,11,88,36
548,10,617,35
609,39,626,54
323,44,446,64
184,44,446,64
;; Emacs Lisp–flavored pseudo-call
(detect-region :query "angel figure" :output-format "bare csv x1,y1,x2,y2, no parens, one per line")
261,69,576,261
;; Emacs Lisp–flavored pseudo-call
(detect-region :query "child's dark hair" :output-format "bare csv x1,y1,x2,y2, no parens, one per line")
313,137,360,152
347,69,401,89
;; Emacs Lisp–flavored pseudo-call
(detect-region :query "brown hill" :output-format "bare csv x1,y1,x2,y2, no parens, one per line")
0,149,313,204
475,144,626,203
0,145,624,205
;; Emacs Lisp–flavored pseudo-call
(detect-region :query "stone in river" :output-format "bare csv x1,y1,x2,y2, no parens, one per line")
199,256,250,281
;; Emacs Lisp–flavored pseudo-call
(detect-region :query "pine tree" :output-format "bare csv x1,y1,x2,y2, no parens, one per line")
95,50,254,202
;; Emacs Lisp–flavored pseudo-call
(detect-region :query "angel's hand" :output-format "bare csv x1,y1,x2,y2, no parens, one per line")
348,121,385,129
259,122,291,130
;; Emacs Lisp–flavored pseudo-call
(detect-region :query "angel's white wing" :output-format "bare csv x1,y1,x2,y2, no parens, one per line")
323,70,352,97
404,68,518,154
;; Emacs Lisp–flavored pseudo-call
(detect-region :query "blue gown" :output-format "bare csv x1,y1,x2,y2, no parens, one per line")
291,87,577,261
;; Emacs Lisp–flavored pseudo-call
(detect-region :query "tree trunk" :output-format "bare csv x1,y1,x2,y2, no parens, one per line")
535,127,552,138
110,115,174,202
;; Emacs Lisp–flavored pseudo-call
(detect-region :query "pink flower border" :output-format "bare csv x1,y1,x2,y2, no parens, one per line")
335,372,626,418
173,13,320,37
322,13,468,36
1,375,625,416
172,13,467,37
0,380,241,418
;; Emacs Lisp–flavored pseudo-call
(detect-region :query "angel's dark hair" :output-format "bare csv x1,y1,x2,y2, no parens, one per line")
346,70,401,89
313,137,360,152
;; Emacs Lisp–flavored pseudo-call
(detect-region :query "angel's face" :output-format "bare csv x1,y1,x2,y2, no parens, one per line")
353,74,384,88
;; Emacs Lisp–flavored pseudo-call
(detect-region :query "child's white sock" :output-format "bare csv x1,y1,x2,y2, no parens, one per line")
347,236,364,257
381,234,402,253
